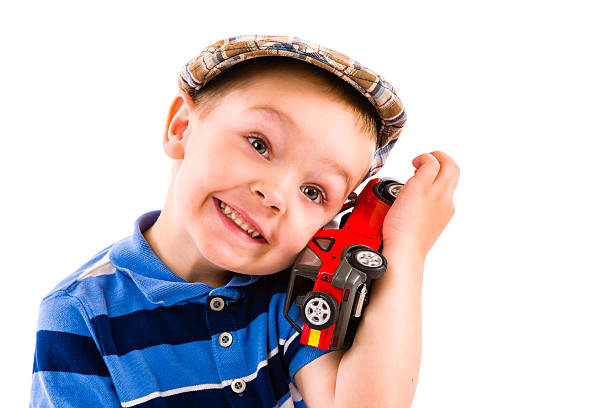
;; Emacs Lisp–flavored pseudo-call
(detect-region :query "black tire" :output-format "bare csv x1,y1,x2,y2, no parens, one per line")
347,245,387,279
300,291,339,330
374,179,403,206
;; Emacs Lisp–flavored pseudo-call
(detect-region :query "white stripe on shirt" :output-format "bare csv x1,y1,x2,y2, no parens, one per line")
121,337,295,407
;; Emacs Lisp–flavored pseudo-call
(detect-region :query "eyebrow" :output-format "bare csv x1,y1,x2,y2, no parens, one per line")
318,158,353,196
249,104,354,195
249,105,295,129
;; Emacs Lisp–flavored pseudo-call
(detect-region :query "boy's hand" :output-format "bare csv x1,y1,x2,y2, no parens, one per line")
382,151,459,259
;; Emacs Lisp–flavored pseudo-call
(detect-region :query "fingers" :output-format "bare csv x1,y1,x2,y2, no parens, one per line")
430,150,460,194
409,151,460,194
411,153,440,186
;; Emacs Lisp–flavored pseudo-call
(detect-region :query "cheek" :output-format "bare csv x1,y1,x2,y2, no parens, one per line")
173,161,209,213
195,139,243,184
282,217,326,249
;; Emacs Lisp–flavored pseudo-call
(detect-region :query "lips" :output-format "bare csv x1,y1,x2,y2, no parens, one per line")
214,198,268,243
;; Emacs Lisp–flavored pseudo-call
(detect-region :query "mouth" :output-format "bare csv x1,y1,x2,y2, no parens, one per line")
214,198,268,244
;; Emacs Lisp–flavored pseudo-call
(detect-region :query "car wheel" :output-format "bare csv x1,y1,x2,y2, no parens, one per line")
385,182,403,199
300,291,339,330
374,179,403,205
381,181,403,202
347,246,387,279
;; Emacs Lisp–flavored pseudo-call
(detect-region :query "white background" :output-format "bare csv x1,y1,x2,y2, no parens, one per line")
2,0,611,406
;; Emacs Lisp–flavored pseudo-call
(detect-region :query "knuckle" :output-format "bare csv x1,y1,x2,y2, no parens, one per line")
450,160,460,173
432,151,459,170
427,154,441,168
443,201,455,219
430,150,447,161
444,159,460,180
451,164,460,179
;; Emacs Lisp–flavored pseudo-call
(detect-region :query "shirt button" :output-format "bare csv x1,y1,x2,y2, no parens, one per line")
210,297,225,311
231,378,246,394
219,332,233,347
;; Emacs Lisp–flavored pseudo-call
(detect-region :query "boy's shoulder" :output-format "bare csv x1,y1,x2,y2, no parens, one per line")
40,239,125,314
44,242,113,292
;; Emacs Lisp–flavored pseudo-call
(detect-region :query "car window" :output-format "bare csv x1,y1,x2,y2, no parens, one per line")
296,246,323,267
313,237,334,251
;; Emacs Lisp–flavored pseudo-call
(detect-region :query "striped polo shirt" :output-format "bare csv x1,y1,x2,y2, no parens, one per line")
31,210,331,407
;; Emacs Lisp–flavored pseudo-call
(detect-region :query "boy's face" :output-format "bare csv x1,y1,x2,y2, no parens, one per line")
163,69,376,278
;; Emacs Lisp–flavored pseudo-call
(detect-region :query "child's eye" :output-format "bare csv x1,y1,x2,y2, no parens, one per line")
247,136,269,158
301,185,327,205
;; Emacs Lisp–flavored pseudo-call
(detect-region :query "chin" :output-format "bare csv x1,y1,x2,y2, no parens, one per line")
191,235,235,269
224,258,288,277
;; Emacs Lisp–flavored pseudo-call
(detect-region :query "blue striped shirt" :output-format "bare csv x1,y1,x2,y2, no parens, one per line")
30,210,330,407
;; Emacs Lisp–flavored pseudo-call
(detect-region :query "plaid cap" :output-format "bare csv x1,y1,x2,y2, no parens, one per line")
178,34,406,180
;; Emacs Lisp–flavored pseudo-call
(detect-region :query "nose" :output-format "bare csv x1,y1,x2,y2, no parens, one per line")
251,182,285,214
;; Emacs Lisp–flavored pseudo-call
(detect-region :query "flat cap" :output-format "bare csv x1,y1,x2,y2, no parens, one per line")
179,35,406,179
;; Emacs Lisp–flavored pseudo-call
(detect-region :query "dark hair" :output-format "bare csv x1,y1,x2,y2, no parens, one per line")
185,57,381,144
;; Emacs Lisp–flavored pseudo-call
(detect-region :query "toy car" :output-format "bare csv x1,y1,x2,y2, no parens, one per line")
283,177,403,350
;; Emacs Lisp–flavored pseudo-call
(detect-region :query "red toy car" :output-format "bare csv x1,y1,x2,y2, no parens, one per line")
283,177,403,350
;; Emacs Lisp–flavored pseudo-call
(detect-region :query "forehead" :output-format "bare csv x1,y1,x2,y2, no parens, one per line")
216,82,375,193
205,62,378,147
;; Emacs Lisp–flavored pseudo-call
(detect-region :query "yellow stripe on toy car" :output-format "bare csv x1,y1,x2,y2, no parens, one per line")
307,329,321,347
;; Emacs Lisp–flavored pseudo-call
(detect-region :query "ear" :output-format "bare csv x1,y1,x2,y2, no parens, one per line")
163,91,198,160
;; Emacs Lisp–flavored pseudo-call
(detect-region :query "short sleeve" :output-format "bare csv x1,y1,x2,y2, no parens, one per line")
30,291,121,407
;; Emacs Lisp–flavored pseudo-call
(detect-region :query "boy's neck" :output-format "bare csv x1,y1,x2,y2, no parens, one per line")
142,211,233,288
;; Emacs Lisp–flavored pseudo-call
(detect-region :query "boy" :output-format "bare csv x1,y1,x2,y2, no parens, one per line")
30,35,459,407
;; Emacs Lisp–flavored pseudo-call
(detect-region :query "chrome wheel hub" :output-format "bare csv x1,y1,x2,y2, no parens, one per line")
355,250,383,268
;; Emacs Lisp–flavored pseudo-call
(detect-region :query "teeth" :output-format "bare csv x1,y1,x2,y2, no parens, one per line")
219,200,263,239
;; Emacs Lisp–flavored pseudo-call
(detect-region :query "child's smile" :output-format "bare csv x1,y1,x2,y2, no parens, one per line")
214,197,267,243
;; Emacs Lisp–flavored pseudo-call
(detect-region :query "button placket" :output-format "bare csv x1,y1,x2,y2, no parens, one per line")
205,294,247,398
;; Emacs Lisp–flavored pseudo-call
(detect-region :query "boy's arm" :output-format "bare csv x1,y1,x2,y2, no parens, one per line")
295,251,424,407
295,151,459,407
30,291,121,407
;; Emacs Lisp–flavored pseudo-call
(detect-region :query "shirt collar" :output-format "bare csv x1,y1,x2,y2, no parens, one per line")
108,210,261,305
